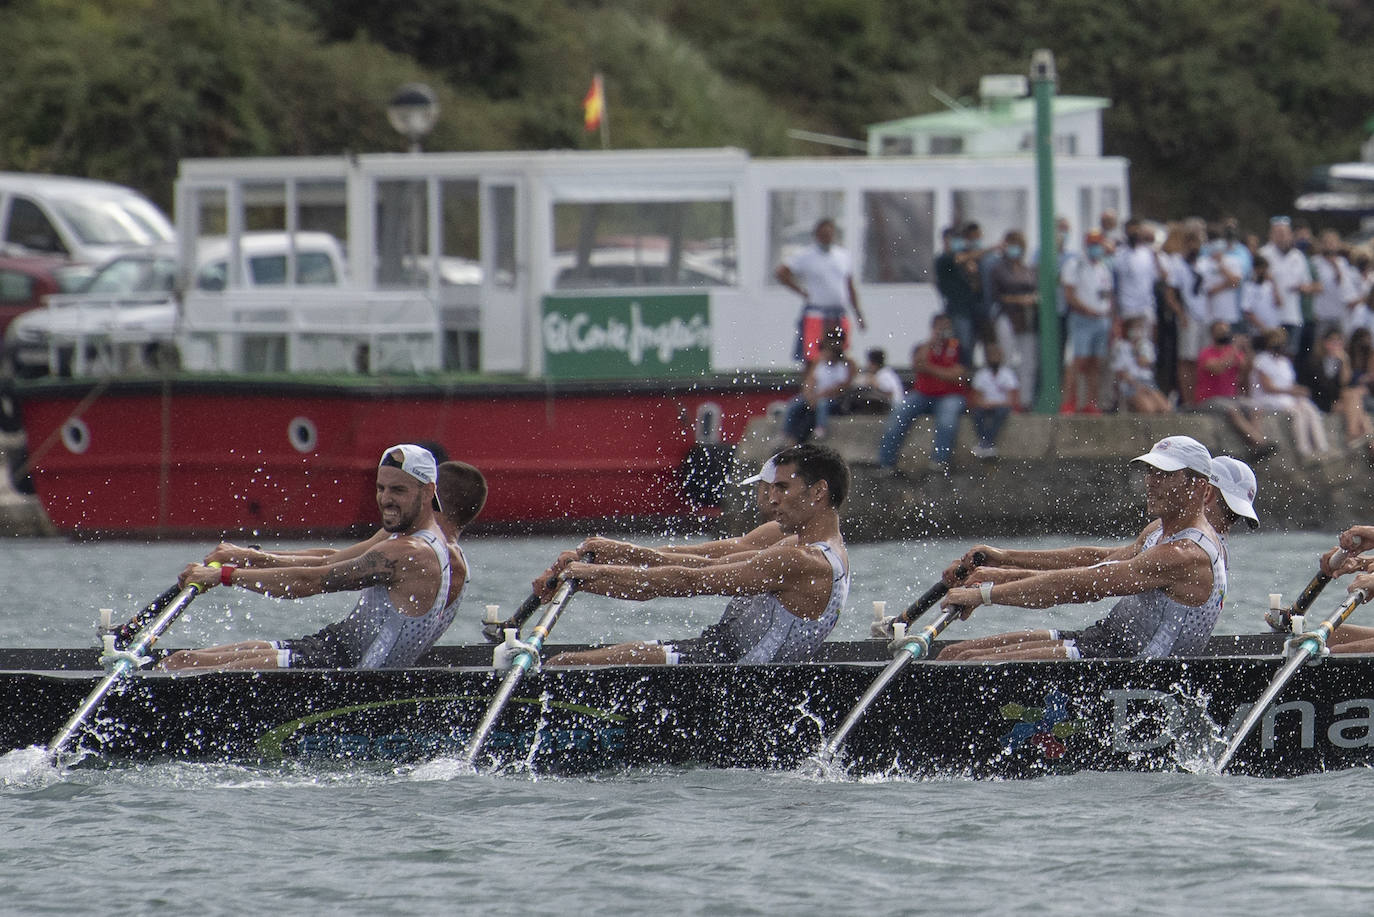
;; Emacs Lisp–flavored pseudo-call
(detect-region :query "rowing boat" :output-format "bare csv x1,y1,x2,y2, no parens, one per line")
9,632,1374,778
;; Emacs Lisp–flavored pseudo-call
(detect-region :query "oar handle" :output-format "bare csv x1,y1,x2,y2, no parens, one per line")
111,584,185,650
484,590,545,644
897,551,986,626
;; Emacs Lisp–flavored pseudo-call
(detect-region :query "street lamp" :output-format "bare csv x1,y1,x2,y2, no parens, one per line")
387,83,440,152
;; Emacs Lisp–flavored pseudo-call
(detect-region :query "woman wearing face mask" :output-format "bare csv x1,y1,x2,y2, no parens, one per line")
986,229,1039,409
1307,328,1374,453
1250,327,1331,459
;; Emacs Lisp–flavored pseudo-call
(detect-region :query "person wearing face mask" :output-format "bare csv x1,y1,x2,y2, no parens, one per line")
1240,255,1282,337
1250,327,1330,459
1198,228,1244,331
1309,230,1363,353
1190,321,1274,457
877,312,968,475
986,229,1039,409
934,223,989,367
1061,230,1116,414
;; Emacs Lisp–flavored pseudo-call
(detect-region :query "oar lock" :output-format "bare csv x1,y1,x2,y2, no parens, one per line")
97,635,152,673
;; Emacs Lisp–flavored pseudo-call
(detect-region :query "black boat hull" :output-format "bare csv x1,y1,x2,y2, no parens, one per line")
5,637,1374,778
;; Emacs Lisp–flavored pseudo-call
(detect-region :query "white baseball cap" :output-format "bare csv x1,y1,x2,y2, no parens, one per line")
1209,455,1259,529
379,444,442,510
1132,435,1213,478
738,454,780,486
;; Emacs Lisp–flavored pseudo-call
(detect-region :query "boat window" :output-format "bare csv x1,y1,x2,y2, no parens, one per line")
552,200,735,290
5,197,66,254
375,178,430,287
862,190,935,283
950,188,1029,251
489,184,516,288
767,189,844,280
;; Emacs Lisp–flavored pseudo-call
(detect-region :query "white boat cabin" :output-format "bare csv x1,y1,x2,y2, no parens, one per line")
169,145,1128,379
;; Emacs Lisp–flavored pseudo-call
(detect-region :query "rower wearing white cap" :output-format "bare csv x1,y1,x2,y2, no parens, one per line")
938,435,1227,661
163,444,469,671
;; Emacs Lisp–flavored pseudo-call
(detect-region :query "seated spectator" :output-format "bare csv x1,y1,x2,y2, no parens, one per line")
1251,327,1331,459
844,347,904,414
1350,328,1374,399
1112,316,1171,413
1307,328,1374,453
877,313,967,475
1191,321,1274,457
968,342,1019,459
782,328,855,443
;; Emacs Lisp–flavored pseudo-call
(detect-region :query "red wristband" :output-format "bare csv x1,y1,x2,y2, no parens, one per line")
220,564,236,587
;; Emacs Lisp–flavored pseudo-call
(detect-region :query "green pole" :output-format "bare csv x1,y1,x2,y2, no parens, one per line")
1031,49,1061,413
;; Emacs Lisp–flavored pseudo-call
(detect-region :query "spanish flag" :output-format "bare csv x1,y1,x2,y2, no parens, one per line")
583,73,605,132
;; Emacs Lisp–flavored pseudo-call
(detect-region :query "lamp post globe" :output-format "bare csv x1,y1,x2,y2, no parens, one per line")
387,83,440,151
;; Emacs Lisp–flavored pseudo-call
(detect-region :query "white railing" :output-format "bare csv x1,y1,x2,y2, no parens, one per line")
19,289,441,377
178,289,441,374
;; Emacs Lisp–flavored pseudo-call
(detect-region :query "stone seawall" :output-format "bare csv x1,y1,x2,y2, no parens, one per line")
0,432,55,537
721,411,1374,541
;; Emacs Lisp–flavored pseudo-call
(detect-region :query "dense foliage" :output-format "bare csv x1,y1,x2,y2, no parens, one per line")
1,0,1371,225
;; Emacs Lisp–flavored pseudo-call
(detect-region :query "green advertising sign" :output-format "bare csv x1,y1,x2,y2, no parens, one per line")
541,293,712,380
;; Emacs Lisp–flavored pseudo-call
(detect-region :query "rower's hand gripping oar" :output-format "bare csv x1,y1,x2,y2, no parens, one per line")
461,570,582,768
47,578,210,764
871,551,987,639
820,553,985,767
1217,584,1371,773
1267,537,1360,632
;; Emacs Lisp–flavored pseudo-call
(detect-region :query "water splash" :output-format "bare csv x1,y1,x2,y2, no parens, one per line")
0,746,60,786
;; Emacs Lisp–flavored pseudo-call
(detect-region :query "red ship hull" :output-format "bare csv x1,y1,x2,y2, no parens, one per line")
16,377,787,537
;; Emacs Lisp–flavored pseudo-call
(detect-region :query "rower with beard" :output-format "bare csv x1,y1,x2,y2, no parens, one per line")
539,443,851,667
936,436,1227,661
162,445,469,671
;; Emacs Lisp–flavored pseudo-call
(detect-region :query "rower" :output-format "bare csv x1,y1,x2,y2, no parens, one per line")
937,435,1227,661
541,443,851,667
1310,525,1374,653
161,445,475,671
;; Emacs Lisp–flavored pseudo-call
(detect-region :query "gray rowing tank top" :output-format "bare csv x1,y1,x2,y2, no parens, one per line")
325,529,467,668
713,541,849,663
1084,526,1226,658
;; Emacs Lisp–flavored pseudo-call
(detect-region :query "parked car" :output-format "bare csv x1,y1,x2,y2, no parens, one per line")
0,173,174,270
0,251,79,337
3,231,347,377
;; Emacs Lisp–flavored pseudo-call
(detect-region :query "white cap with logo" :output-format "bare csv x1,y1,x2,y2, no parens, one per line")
1131,435,1213,478
1209,455,1259,529
738,454,780,486
379,444,442,511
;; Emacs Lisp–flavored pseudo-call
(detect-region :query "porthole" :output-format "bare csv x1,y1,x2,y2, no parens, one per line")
61,418,91,454
288,416,318,453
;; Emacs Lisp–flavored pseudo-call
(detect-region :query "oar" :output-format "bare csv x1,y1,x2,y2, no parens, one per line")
895,551,987,627
482,589,545,644
109,584,185,649
460,574,580,767
47,580,207,763
1217,585,1371,773
1269,538,1360,632
816,603,965,767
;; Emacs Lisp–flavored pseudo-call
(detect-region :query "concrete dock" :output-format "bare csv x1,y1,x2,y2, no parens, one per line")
721,411,1373,541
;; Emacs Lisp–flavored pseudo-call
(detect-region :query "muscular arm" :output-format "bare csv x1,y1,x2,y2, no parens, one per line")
206,531,388,568
946,539,1213,612
947,532,1148,581
564,542,836,620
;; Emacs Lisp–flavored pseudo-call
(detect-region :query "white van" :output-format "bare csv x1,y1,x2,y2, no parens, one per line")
0,172,174,268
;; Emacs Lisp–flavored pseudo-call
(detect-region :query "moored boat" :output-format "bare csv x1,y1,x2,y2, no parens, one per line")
6,634,1374,778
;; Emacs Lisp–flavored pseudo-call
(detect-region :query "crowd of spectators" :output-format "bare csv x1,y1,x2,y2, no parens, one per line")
780,211,1374,473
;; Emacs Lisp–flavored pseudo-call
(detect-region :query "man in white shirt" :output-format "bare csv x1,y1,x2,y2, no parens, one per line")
776,218,866,363
1198,232,1244,328
1257,216,1314,355
1113,219,1162,328
1310,229,1362,343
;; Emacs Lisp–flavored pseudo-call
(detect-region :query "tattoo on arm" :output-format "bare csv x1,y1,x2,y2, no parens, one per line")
320,550,399,592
